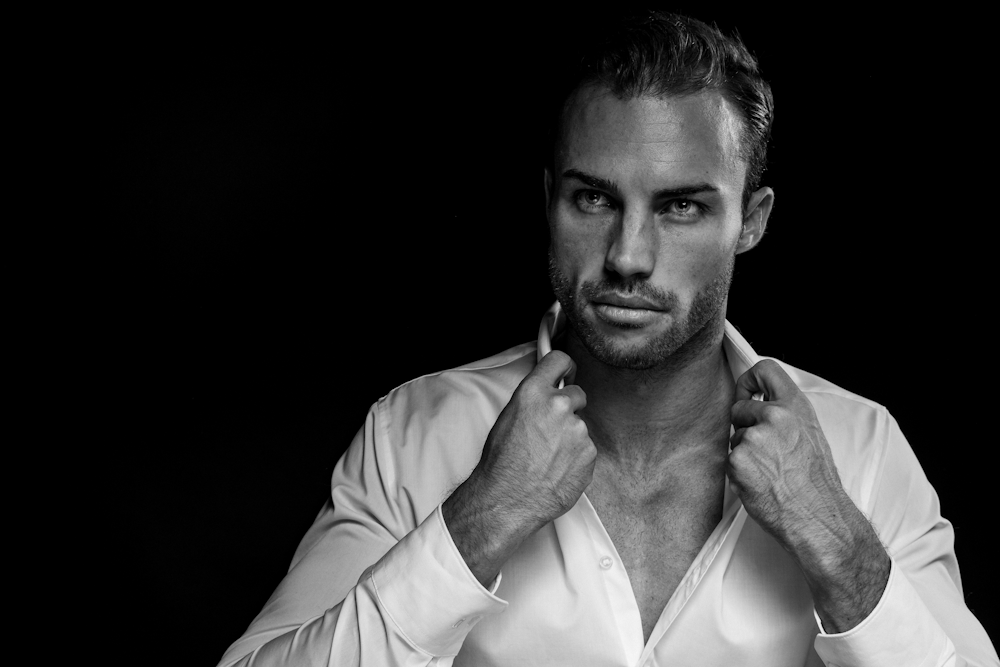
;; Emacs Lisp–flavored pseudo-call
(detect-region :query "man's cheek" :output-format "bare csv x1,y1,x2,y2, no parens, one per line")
687,248,731,286
559,242,604,282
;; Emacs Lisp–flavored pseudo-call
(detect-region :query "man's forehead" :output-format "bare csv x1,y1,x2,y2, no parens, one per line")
557,86,745,188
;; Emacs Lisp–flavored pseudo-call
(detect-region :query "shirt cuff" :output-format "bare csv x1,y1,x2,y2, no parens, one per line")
812,559,955,667
369,504,508,657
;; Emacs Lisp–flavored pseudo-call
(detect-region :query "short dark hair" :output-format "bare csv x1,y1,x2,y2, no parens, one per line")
548,12,774,213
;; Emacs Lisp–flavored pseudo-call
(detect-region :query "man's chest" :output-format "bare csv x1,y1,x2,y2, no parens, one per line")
585,475,724,643
456,492,820,667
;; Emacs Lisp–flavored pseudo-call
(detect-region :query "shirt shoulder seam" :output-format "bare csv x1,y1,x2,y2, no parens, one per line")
798,387,886,413
375,343,537,404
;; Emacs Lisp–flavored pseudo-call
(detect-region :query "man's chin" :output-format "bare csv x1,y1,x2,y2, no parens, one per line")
577,318,679,370
586,340,667,371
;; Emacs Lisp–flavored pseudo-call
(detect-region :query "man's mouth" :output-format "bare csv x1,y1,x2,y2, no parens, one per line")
594,294,662,310
591,294,665,326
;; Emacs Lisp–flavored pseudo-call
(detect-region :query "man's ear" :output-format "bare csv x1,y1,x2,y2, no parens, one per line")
736,186,774,254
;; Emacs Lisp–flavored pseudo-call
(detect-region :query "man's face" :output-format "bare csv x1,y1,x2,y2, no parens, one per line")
547,86,755,370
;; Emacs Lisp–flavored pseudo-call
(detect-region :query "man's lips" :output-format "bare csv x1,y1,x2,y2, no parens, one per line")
591,294,666,325
592,294,664,310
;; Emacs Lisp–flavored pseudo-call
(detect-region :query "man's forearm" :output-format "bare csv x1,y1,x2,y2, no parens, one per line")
728,361,892,633
441,472,539,588
441,349,596,588
786,493,890,633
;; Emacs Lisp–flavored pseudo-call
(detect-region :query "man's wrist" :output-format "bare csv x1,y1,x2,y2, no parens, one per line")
441,472,536,588
786,495,890,633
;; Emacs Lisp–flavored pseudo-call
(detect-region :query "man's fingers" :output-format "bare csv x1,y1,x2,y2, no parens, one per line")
560,384,587,412
731,399,765,428
532,350,577,388
734,359,795,403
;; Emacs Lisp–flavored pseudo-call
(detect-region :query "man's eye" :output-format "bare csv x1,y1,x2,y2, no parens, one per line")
576,190,614,211
663,199,703,217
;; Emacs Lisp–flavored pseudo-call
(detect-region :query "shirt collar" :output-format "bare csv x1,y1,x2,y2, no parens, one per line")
536,300,761,383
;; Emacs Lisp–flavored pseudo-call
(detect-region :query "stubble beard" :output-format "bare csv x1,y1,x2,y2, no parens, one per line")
548,250,735,371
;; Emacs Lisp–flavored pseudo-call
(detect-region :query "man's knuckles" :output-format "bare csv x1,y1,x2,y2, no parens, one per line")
547,392,577,414
758,402,785,424
755,359,790,385
756,358,783,374
740,359,798,400
727,440,755,468
532,350,574,382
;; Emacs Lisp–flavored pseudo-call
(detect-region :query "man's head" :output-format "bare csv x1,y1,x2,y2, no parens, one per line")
546,12,775,371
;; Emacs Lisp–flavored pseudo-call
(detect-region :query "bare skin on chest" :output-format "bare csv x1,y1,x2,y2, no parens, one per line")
563,327,737,645
586,442,727,644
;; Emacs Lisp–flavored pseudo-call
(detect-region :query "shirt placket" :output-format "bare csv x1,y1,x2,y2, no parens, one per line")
640,490,745,666
576,493,645,666
576,484,746,667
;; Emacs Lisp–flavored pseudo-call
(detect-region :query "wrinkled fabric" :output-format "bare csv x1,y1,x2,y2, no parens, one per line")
218,303,998,667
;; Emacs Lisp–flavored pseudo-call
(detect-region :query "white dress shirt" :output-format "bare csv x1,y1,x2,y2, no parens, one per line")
217,303,998,667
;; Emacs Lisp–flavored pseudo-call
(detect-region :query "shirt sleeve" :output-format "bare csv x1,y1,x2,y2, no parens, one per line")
812,411,998,667
215,403,508,667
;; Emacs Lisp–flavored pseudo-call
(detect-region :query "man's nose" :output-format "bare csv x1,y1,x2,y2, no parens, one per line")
605,209,656,279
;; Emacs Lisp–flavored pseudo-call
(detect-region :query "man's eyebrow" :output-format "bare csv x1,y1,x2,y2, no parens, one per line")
562,168,719,199
562,169,624,200
652,183,720,199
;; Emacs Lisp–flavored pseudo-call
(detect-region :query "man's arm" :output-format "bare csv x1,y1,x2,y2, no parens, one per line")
728,359,890,632
729,359,998,666
214,403,506,667
217,504,506,667
442,350,595,587
216,351,593,666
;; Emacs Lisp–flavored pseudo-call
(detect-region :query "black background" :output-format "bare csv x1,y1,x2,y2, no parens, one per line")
105,8,995,664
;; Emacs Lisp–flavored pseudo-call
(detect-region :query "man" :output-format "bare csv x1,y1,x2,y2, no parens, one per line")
217,12,997,666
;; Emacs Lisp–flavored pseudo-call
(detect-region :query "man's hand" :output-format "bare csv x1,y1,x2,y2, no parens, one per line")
442,350,595,587
729,359,890,633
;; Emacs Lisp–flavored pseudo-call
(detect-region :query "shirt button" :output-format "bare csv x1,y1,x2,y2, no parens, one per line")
599,556,613,569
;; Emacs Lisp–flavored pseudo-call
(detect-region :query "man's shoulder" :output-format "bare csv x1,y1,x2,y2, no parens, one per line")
770,357,885,414
379,340,538,414
768,356,891,442
369,341,538,458
337,342,539,522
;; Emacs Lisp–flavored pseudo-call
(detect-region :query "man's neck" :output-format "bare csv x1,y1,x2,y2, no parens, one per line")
565,315,735,473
